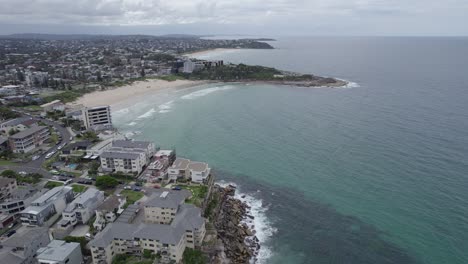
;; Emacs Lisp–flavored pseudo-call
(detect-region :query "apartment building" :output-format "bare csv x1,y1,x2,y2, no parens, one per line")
8,126,50,153
83,105,112,130
61,188,104,227
0,177,17,201
36,240,83,264
188,162,211,184
167,158,190,181
0,117,37,134
100,139,155,174
20,186,74,226
89,190,206,264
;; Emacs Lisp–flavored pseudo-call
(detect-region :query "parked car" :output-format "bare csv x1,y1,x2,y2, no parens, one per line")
49,170,60,175
5,230,16,237
153,185,161,189
172,186,182,191
45,152,54,159
18,171,27,175
32,155,40,161
133,187,142,192
135,182,142,187
78,179,92,185
123,185,132,190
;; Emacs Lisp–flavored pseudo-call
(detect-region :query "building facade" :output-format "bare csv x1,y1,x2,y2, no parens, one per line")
8,126,50,153
20,186,74,226
83,105,112,130
61,188,104,227
0,177,17,201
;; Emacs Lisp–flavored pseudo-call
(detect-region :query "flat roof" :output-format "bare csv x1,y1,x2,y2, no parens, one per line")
37,240,80,262
9,126,48,139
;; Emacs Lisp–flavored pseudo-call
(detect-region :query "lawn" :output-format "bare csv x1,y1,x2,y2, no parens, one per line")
0,159,16,166
181,185,208,207
71,184,88,193
44,181,64,189
120,190,144,207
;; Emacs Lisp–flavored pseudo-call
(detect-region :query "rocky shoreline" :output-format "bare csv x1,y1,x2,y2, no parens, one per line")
211,184,260,263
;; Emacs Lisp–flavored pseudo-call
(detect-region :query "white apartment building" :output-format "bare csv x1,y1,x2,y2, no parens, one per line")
100,140,155,174
83,105,112,130
188,162,211,184
8,126,50,153
61,188,104,227
0,177,17,201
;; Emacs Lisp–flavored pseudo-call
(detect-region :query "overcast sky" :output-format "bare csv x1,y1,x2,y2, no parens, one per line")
0,0,467,36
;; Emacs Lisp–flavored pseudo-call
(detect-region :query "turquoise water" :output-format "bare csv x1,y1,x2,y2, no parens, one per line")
113,37,468,264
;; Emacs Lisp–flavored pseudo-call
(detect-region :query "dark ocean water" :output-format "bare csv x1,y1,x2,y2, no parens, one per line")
113,37,468,264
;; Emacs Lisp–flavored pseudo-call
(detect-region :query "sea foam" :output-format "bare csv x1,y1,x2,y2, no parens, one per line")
158,100,174,113
137,108,156,119
217,180,277,264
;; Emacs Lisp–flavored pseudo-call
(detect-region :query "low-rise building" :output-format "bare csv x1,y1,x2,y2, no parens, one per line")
0,226,50,264
20,186,74,226
60,188,104,228
112,140,156,163
83,105,112,130
168,159,211,183
0,117,37,135
36,240,83,264
0,177,17,201
100,151,144,174
8,126,50,153
93,195,126,231
144,190,190,224
40,99,65,113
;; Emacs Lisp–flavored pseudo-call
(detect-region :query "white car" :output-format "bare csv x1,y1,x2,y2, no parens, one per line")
124,185,132,190
18,171,27,175
32,155,40,161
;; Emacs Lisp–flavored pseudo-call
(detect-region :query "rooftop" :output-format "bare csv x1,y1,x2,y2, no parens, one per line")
171,158,190,170
36,240,81,262
188,161,209,172
9,126,48,139
0,176,15,188
145,189,191,209
97,195,125,212
112,139,152,149
100,151,141,160
64,188,102,213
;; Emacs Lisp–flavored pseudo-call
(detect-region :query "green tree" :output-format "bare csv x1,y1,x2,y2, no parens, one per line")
1,169,17,178
88,161,100,176
183,248,207,264
95,175,118,190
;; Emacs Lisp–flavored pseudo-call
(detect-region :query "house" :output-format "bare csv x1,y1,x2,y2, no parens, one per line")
167,158,190,181
188,162,211,184
36,240,83,264
0,226,50,264
40,99,65,113
89,189,205,264
0,177,17,201
20,186,74,226
82,105,112,130
8,126,50,153
93,195,126,231
60,188,104,228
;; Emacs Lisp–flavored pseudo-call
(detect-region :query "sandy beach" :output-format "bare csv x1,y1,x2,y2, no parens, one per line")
70,79,208,108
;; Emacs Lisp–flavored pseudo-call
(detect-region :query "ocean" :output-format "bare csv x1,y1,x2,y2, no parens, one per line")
112,37,468,264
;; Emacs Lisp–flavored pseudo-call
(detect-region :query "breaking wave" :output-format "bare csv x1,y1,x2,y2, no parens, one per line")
158,100,174,113
217,180,277,264
137,108,156,119
180,86,234,100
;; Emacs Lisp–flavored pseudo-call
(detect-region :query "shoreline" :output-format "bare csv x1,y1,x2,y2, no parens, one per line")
184,48,243,57
69,79,211,109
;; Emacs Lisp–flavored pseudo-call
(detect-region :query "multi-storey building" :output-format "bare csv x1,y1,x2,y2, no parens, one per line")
0,177,17,201
61,188,104,227
100,140,155,174
8,126,50,153
89,190,206,264
0,226,50,264
83,105,112,130
93,195,126,231
168,159,211,183
20,186,74,226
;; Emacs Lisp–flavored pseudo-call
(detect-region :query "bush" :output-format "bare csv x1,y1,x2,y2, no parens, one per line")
183,248,207,264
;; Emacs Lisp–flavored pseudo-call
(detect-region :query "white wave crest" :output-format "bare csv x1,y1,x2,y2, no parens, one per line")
127,122,137,126
216,180,277,264
113,108,129,115
180,86,234,100
137,108,156,119
336,78,360,88
158,101,174,113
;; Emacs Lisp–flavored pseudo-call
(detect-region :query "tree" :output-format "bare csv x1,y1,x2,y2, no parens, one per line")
183,248,207,264
8,128,19,136
1,169,17,178
88,161,100,176
95,175,118,190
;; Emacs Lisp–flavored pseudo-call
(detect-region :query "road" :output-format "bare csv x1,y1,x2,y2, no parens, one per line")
0,113,72,179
